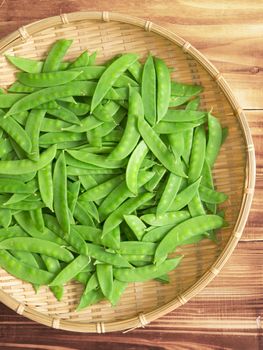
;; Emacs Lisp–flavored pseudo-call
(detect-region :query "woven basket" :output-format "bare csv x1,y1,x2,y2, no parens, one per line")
0,11,256,333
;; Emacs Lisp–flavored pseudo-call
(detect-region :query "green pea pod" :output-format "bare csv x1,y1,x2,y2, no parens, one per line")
43,39,73,72
49,255,90,286
123,215,146,240
109,280,127,306
53,152,70,234
6,55,43,73
0,93,26,108
18,70,82,88
0,250,54,285
108,88,142,160
76,289,104,311
114,256,183,282
171,82,203,97
162,110,205,122
138,116,186,177
0,144,57,175
154,215,224,264
188,125,206,183
68,51,89,68
142,225,175,243
0,208,12,228
38,163,54,211
118,241,156,255
206,113,222,168
141,210,190,226
67,150,126,169
154,57,171,122
199,185,228,204
156,173,182,214
91,53,139,112
141,55,156,125
25,109,46,161
96,264,113,300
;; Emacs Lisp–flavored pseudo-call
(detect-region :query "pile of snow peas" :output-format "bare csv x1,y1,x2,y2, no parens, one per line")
0,39,228,309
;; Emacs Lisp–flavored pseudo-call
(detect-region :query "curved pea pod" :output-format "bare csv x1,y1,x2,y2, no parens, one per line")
128,60,143,83
168,177,201,212
108,88,142,160
141,210,190,227
71,66,105,79
62,116,102,133
74,271,92,285
156,173,182,215
154,57,171,122
118,241,157,255
86,243,132,268
138,116,186,177
0,237,74,262
0,250,55,285
38,163,53,211
83,273,98,294
0,208,12,228
109,279,127,306
168,133,184,157
73,225,102,245
17,70,82,88
142,225,175,243
169,96,193,107
154,215,224,264
59,101,90,116
186,96,200,111
46,106,81,125
171,82,203,97
182,129,194,165
53,152,70,234
188,193,206,217
78,174,97,190
8,81,40,93
154,119,205,134
141,55,156,125
67,150,126,169
0,144,57,175
73,200,94,226
49,255,90,286
123,215,146,240
101,226,121,250
114,256,183,283
91,53,139,112
162,109,205,122
25,109,46,161
78,174,125,202
0,178,35,194
92,100,121,123
43,39,73,72
125,140,149,195
144,165,166,192
0,93,26,108
206,113,222,168
188,125,206,183
68,51,89,68
0,138,13,158
199,185,228,204
0,115,32,154
102,192,154,237
40,118,71,132
29,208,45,233
98,171,154,221
3,193,31,206
96,264,113,301
5,55,43,73
76,289,104,311
40,131,86,145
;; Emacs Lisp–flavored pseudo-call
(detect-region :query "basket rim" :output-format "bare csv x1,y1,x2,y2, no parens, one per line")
0,11,256,333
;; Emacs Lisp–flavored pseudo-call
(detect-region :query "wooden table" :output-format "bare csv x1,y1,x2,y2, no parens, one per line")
0,1,262,349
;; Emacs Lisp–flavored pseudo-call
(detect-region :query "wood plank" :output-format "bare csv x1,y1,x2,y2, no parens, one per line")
0,0,263,109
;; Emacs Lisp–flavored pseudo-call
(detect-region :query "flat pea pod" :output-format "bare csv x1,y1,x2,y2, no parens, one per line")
86,243,131,268
3,193,31,206
91,53,139,112
154,215,224,264
128,60,143,83
78,174,98,190
49,255,90,286
92,100,121,123
108,88,142,160
0,250,54,285
68,51,89,68
186,96,200,111
0,144,56,175
162,110,205,122
67,181,80,213
168,177,201,212
0,138,13,158
156,173,182,214
47,106,81,125
114,256,183,283
73,201,94,226
138,116,186,177
125,140,148,195
118,241,156,255
74,271,92,285
182,129,194,165
76,289,104,311
8,82,39,93
30,208,45,233
83,273,99,294
171,82,203,97
59,101,90,116
0,226,28,242
42,39,73,72
141,210,190,227
66,167,121,176
154,57,171,122
144,165,166,192
78,174,124,202
25,109,46,161
101,226,121,250
102,192,154,237
96,264,113,300
72,225,102,245
169,96,193,108
142,225,175,243
109,280,127,306
199,185,228,204
154,120,205,134
0,178,35,193
40,131,86,145
62,115,101,132
141,55,156,126
168,133,184,157
188,193,206,217
6,55,43,73
188,125,206,183
98,171,154,221
123,215,146,240
53,152,70,234
0,93,26,108
38,163,53,211
67,150,126,169
0,237,73,262
18,70,81,88
206,113,222,168
40,118,71,132
0,115,32,154
0,208,12,228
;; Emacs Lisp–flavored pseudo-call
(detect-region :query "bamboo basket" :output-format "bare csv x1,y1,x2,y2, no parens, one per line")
0,11,256,333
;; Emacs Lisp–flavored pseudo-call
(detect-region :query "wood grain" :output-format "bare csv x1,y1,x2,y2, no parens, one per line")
0,0,262,349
